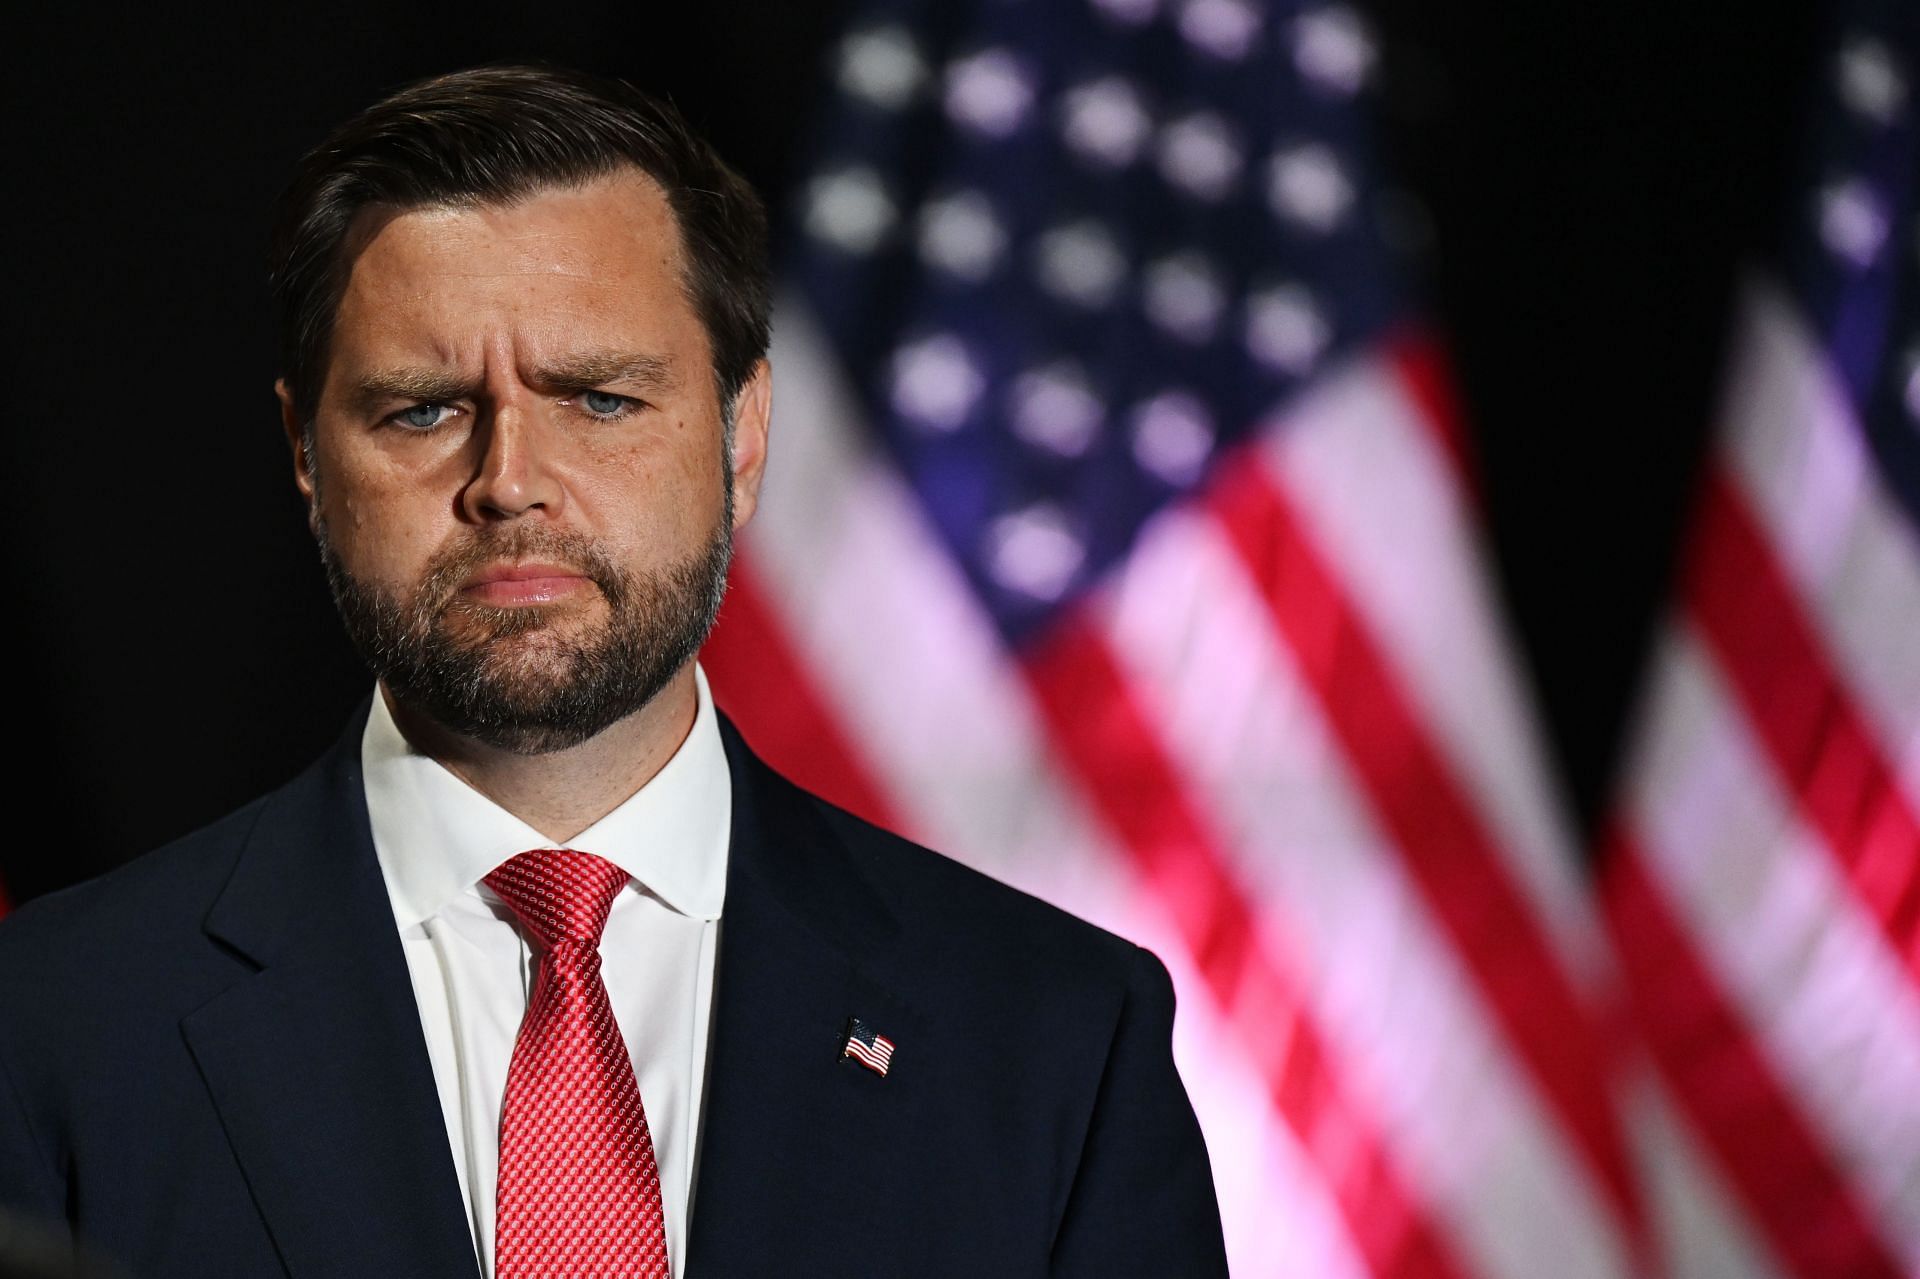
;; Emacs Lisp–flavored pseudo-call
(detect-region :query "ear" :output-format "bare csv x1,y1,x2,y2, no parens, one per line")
276,379,320,533
725,359,773,532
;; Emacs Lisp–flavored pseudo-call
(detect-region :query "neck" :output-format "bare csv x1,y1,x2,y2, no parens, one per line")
380,668,701,845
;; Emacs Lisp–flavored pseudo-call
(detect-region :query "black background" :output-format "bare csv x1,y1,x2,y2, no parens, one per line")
2,1,1818,904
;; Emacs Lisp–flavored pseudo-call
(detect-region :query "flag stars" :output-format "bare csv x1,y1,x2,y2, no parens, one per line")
945,48,1038,138
1177,0,1262,61
837,25,929,111
890,333,985,432
803,166,897,254
1293,7,1376,97
1143,251,1228,342
1059,76,1154,169
1836,35,1908,126
1267,143,1355,233
1035,220,1129,307
798,0,1408,626
1089,0,1159,28
918,190,1009,281
985,504,1086,600
1131,391,1216,485
1818,178,1889,268
1010,361,1105,457
1156,112,1245,201
1245,283,1331,374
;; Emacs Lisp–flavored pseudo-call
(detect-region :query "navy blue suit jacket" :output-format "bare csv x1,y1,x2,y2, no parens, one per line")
0,701,1226,1277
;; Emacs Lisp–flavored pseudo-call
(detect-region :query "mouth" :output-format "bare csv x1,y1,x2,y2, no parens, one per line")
458,560,595,607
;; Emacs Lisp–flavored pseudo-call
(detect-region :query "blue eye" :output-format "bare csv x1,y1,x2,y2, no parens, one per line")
582,390,629,416
395,403,452,431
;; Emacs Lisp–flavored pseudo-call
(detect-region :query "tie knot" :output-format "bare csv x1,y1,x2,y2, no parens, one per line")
482,849,629,950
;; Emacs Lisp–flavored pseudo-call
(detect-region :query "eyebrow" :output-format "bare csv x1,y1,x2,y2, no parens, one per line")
344,351,680,412
532,351,679,394
346,367,472,411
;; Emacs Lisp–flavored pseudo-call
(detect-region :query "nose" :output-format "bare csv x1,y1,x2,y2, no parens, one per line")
460,401,565,522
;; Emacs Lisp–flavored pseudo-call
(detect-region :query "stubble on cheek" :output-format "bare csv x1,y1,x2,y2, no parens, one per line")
305,438,734,753
319,509,621,668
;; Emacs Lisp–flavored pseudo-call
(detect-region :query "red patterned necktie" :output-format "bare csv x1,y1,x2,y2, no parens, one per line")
483,849,669,1278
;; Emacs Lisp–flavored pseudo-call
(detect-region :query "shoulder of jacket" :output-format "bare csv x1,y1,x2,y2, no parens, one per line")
0,790,274,973
807,792,1145,982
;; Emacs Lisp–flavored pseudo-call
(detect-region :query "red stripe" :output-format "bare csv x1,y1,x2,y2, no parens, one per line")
1385,329,1479,505
1023,617,1472,1279
1684,466,1920,977
1203,454,1644,1236
1601,824,1905,1279
701,550,905,834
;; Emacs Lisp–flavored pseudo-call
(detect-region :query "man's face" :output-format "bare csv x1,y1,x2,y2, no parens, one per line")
280,168,770,754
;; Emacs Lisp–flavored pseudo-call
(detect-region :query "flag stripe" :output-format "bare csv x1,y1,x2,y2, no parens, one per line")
1021,614,1473,1279
1384,332,1479,500
1623,1071,1792,1279
745,296,1145,912
1624,626,1920,1261
1202,452,1641,1234
1601,827,1905,1279
1152,929,1380,1279
1258,353,1602,983
1099,497,1631,1279
705,552,905,834
1718,286,1920,810
1683,463,1920,977
1020,616,1271,1010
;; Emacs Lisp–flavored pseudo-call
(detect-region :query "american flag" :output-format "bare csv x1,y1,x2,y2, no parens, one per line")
702,0,1637,1274
1600,3,1920,1277
842,1018,898,1077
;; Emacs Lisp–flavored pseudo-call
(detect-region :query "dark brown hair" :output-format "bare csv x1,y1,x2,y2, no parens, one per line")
269,64,770,428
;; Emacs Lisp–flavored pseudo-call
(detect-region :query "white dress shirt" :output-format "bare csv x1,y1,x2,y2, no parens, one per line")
361,664,731,1279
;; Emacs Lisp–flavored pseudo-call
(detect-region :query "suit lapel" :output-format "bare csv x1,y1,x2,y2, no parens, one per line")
177,701,925,1277
181,701,480,1279
687,722,928,1275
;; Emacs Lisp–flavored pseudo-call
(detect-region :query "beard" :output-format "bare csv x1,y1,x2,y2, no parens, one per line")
315,495,733,756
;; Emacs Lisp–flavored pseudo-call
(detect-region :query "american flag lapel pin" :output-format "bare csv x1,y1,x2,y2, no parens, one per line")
840,1016,896,1077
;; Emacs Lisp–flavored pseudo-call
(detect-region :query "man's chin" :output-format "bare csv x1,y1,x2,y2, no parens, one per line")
441,708,629,757
396,667,643,755
456,636,603,693
444,594,604,640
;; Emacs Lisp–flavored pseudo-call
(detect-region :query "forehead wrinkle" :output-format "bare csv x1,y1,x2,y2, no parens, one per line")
326,173,703,414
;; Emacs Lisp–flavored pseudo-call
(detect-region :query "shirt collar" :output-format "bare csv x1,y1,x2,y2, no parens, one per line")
362,663,731,930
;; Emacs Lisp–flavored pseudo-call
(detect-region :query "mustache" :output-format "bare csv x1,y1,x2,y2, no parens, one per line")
416,526,626,613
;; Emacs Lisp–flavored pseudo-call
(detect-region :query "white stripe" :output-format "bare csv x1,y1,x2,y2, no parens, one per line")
1626,625,1920,1264
750,294,1116,911
1099,500,1631,1279
750,292,1307,1272
1624,1069,1791,1279
1719,282,1920,810
1136,894,1377,1279
1256,355,1605,985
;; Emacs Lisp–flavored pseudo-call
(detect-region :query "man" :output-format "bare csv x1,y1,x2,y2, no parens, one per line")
0,66,1226,1278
